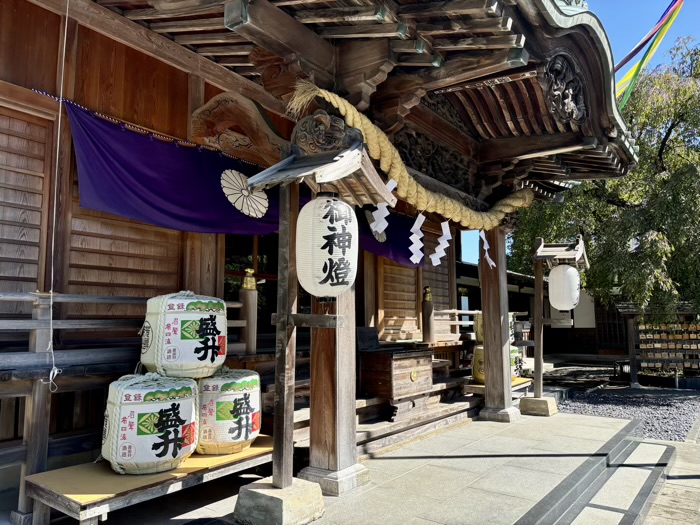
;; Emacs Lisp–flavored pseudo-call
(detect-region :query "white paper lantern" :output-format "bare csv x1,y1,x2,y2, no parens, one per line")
549,264,580,311
102,373,198,474
296,193,358,298
141,291,227,378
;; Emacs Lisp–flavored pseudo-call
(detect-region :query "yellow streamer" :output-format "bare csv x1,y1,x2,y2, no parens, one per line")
288,82,534,231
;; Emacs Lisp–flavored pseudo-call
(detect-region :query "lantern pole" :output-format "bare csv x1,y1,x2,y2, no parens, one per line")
534,255,544,399
272,182,299,489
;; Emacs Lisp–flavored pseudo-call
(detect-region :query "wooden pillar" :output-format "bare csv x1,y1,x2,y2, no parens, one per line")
478,228,520,423
422,287,435,343
240,288,258,355
363,252,376,328
300,286,368,495
626,316,640,388
184,74,224,296
534,257,544,398
12,297,52,525
271,183,298,489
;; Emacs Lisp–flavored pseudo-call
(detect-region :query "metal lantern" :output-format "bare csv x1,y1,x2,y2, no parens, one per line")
548,264,580,311
296,192,358,298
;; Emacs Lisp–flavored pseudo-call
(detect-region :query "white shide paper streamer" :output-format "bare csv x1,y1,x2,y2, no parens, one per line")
409,213,426,265
430,221,452,266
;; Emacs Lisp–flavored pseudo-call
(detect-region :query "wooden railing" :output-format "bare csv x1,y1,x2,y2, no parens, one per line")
0,291,257,524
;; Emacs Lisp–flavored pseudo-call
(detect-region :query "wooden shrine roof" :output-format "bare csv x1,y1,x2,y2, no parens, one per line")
58,0,637,204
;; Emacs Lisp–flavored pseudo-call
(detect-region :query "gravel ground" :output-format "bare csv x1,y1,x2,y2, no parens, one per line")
559,389,700,441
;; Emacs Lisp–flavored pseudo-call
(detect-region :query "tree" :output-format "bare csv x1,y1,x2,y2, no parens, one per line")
508,38,700,313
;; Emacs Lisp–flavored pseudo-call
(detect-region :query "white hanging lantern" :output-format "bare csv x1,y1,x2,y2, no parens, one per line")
296,192,358,298
548,264,580,311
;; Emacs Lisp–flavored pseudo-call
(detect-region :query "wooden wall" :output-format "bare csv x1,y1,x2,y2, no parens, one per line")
0,0,60,93
377,226,457,341
64,27,191,318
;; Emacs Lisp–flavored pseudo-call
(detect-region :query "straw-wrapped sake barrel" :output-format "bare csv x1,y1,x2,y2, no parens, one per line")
102,374,198,474
197,368,261,455
140,291,227,378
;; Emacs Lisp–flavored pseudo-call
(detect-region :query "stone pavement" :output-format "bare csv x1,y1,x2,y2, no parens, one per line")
641,439,700,525
2,412,697,525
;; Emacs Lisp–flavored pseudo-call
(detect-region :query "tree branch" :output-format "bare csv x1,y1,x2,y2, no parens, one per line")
658,119,679,172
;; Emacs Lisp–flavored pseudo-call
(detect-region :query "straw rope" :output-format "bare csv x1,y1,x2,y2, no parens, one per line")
288,81,534,230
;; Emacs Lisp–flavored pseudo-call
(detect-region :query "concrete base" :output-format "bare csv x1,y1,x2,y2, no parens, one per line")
298,464,370,496
232,477,324,525
519,396,558,417
478,406,521,423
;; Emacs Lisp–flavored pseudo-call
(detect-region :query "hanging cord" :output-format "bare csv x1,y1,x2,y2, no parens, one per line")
40,1,71,393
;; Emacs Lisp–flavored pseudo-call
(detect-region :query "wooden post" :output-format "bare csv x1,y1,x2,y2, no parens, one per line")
626,316,640,388
534,256,544,398
240,288,258,355
12,297,52,525
271,183,298,489
478,228,520,423
422,287,435,343
300,286,368,494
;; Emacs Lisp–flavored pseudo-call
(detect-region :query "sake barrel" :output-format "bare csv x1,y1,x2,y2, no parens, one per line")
473,345,485,384
472,345,520,385
474,313,516,345
102,373,198,474
197,368,261,455
141,291,227,378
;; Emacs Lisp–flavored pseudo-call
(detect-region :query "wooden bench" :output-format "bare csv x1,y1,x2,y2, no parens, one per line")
24,436,273,525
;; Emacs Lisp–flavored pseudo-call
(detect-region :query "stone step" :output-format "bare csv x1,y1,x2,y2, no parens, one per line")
513,420,648,525
292,394,483,457
554,440,675,525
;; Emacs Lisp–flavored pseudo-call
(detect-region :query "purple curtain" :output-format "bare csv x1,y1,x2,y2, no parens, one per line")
67,104,280,235
359,207,424,268
68,103,421,268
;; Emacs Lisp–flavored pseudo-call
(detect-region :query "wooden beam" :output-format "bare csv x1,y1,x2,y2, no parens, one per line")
25,0,288,116
433,67,537,94
149,18,225,33
124,4,224,20
196,45,255,56
318,23,410,40
397,54,444,67
224,0,336,85
417,17,513,36
295,5,394,24
433,34,525,51
391,39,432,55
480,133,595,164
405,102,478,161
174,32,248,45
399,0,500,18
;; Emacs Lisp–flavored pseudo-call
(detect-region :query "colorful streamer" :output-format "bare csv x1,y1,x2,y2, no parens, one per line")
615,0,684,109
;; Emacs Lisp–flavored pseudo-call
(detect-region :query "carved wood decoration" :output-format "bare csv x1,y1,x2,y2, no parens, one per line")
191,91,288,166
393,127,476,197
291,110,363,156
539,55,587,126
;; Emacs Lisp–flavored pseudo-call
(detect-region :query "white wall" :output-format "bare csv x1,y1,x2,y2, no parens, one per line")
573,290,596,329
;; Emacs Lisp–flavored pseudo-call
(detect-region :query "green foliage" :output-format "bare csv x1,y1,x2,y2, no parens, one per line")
508,39,700,315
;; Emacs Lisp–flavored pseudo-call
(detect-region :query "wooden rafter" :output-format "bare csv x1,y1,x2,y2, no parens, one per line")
417,18,513,36
317,23,410,40
294,5,396,24
480,133,596,163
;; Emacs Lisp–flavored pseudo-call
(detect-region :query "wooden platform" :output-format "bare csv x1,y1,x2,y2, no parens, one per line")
24,436,273,524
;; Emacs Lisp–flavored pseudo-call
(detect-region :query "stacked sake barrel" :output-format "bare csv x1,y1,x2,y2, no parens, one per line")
472,312,520,385
102,291,261,475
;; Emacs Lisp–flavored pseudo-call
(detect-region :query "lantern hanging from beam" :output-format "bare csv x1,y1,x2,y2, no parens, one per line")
548,264,580,311
296,192,358,298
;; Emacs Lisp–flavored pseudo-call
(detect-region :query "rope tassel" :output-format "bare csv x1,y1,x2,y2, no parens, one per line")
288,81,534,230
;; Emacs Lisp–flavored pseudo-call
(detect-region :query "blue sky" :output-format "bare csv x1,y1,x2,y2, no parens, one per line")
460,0,700,264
